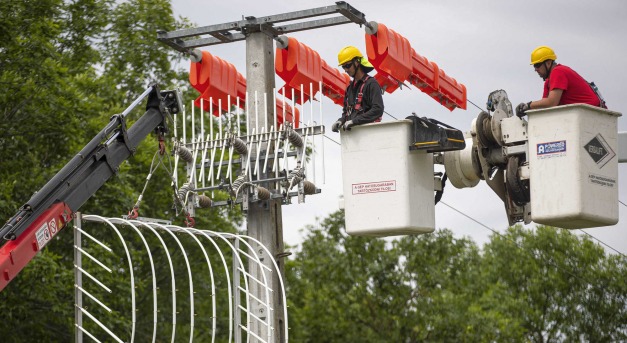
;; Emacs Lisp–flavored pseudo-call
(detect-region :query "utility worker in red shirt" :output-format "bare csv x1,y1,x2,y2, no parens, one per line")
331,46,384,132
516,46,605,117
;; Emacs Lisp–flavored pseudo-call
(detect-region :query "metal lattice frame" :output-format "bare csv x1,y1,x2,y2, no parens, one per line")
172,86,326,215
74,213,288,343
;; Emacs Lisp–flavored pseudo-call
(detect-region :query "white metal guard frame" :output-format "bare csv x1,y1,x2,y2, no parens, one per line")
74,213,288,343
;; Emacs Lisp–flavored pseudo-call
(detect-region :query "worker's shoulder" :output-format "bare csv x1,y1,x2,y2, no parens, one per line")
364,75,381,88
554,64,575,73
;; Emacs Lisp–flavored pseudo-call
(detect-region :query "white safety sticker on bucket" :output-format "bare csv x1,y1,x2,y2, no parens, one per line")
352,180,397,195
536,140,566,159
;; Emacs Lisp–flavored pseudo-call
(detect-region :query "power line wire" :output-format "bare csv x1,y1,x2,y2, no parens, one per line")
467,99,487,112
439,201,616,292
323,135,340,146
439,201,500,236
578,229,627,258
384,110,398,120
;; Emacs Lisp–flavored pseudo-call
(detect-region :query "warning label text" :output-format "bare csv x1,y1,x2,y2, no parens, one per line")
588,173,616,188
352,180,397,195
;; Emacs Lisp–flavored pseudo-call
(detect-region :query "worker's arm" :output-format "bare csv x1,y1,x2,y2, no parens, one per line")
336,87,351,124
530,88,563,109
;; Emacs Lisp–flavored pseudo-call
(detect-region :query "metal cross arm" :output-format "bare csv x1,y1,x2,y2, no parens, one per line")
157,1,368,52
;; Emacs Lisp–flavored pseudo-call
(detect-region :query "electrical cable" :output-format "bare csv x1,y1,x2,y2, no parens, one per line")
468,99,487,112
575,198,627,257
439,201,500,236
323,135,341,146
439,201,621,294
577,229,627,258
384,110,398,120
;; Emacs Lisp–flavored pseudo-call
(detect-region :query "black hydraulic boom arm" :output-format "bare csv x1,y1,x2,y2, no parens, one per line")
0,85,182,291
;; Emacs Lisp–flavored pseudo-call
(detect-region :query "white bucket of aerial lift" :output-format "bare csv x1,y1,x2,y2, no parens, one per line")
340,120,435,236
527,104,621,229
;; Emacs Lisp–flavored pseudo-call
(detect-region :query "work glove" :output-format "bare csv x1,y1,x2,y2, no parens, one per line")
343,120,354,131
516,102,531,117
331,120,343,133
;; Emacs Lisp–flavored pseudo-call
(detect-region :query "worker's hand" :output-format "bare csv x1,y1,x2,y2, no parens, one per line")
516,102,531,117
331,120,343,133
343,120,354,131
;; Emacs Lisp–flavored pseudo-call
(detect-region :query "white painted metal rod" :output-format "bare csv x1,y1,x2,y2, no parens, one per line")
74,265,112,293
74,246,112,273
75,285,112,313
78,306,125,343
75,324,103,343
75,227,112,253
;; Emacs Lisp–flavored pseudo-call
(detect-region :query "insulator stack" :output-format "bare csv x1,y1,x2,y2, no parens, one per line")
303,180,316,195
287,167,305,188
178,183,194,202
198,194,212,208
232,137,248,155
189,49,300,127
176,145,194,163
230,175,247,197
275,36,350,106
287,130,304,148
256,186,271,200
364,22,467,111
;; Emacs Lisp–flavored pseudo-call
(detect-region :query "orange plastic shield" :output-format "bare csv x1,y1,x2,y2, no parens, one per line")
365,23,467,111
276,36,350,106
190,50,299,127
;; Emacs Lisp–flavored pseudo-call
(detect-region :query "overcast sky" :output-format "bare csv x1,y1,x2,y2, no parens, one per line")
170,0,627,254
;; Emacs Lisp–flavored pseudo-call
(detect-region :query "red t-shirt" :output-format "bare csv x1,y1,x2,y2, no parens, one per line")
543,64,600,106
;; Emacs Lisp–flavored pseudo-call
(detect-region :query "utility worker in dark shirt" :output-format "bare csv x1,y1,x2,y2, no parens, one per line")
331,46,384,132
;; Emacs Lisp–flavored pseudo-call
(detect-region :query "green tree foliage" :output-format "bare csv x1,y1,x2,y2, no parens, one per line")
480,225,627,342
287,210,627,342
0,1,239,342
0,0,103,212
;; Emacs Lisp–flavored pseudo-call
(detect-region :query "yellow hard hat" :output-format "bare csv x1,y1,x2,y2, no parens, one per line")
337,46,374,69
530,46,557,64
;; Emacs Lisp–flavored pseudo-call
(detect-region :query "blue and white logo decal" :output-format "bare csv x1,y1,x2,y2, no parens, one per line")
537,140,566,156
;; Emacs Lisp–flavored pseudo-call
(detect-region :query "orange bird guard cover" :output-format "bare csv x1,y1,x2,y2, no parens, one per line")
365,22,467,111
190,50,300,127
275,36,350,106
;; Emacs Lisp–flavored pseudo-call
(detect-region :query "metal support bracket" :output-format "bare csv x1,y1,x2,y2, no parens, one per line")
157,2,367,52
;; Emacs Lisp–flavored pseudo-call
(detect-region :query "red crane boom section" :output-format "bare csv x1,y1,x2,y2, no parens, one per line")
0,202,72,292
